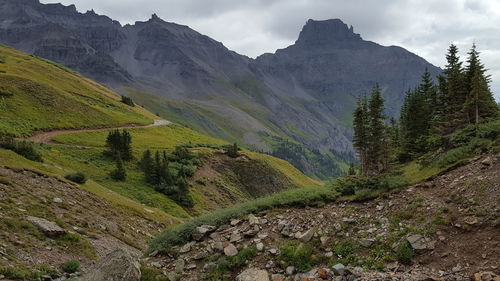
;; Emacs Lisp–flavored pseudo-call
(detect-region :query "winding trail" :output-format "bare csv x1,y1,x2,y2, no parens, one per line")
24,119,171,144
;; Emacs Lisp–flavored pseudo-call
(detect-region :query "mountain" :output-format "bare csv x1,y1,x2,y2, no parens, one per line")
0,0,441,178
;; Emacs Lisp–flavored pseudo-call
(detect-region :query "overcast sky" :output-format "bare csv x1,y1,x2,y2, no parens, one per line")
40,0,500,100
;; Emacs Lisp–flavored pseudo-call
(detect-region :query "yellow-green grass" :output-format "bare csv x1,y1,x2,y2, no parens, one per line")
401,161,442,185
53,124,228,149
244,151,323,187
42,146,190,218
0,148,178,224
0,45,154,136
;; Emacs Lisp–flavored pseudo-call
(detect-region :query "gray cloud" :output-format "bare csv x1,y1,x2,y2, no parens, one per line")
40,0,500,100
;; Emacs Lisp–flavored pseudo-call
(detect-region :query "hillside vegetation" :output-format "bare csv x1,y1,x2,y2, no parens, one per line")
0,45,154,136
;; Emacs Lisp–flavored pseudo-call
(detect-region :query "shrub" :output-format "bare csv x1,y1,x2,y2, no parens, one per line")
395,241,415,264
65,172,87,184
225,143,240,158
0,135,43,162
207,247,258,280
120,95,135,106
140,266,168,281
279,242,320,272
331,174,406,197
61,260,80,273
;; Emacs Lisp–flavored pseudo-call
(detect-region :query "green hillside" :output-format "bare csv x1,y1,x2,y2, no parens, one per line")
0,45,155,136
0,45,321,222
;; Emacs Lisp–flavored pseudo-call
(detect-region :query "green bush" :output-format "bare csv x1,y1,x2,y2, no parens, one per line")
140,266,168,281
0,135,43,162
395,241,415,264
61,260,80,273
279,242,320,272
65,172,87,184
121,95,135,107
331,174,406,197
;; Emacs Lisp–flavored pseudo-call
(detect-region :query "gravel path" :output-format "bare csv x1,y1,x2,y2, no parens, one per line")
23,119,171,144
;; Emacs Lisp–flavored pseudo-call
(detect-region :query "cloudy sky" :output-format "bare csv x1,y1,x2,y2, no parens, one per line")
40,0,500,100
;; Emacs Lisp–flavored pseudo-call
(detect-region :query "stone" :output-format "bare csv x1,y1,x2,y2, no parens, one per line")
179,241,195,253
256,242,264,251
26,216,66,238
192,225,216,240
325,251,334,257
317,268,329,279
224,243,238,256
203,262,216,271
269,248,278,255
296,228,315,242
174,258,185,272
78,249,140,281
53,197,63,203
150,261,162,268
360,238,375,248
185,264,196,270
236,268,270,281
332,263,346,276
231,219,241,226
286,266,295,275
230,232,242,242
271,274,285,281
481,156,493,166
407,234,435,250
248,214,260,225
320,236,329,245
464,216,478,225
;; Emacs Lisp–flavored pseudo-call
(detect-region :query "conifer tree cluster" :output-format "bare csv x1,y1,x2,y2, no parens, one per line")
352,85,391,176
139,149,194,208
105,129,133,161
352,44,498,176
399,44,498,161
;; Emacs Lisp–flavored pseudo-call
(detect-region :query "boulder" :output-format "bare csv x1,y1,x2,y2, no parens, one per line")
192,225,216,240
296,228,315,242
332,263,346,276
236,268,270,281
248,214,260,225
224,243,238,256
179,241,195,253
407,234,435,250
26,216,66,238
78,249,140,281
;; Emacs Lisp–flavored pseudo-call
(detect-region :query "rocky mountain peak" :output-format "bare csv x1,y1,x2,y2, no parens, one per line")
149,13,163,22
296,19,362,45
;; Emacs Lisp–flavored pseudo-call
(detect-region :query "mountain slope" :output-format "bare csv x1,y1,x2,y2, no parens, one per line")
0,44,154,136
0,44,320,218
0,0,441,178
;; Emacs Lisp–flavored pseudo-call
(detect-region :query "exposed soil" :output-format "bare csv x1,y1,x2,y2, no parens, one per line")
0,167,166,271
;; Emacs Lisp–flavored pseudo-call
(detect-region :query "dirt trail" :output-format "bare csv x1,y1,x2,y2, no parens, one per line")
24,119,171,144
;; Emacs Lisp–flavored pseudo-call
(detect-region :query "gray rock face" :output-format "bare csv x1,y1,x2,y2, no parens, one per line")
78,249,140,281
26,216,66,237
0,1,441,175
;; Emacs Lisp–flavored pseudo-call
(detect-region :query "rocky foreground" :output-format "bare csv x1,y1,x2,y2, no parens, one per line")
139,155,499,281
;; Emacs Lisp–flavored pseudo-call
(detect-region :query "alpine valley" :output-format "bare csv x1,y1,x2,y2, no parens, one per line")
0,0,441,178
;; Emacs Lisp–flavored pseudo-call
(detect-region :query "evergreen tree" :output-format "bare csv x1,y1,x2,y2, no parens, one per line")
105,129,133,161
367,84,388,174
439,44,466,130
226,143,240,158
110,153,127,181
352,96,370,175
348,163,356,176
464,44,498,124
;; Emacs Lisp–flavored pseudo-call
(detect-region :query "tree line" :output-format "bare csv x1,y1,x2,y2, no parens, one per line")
353,44,498,176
